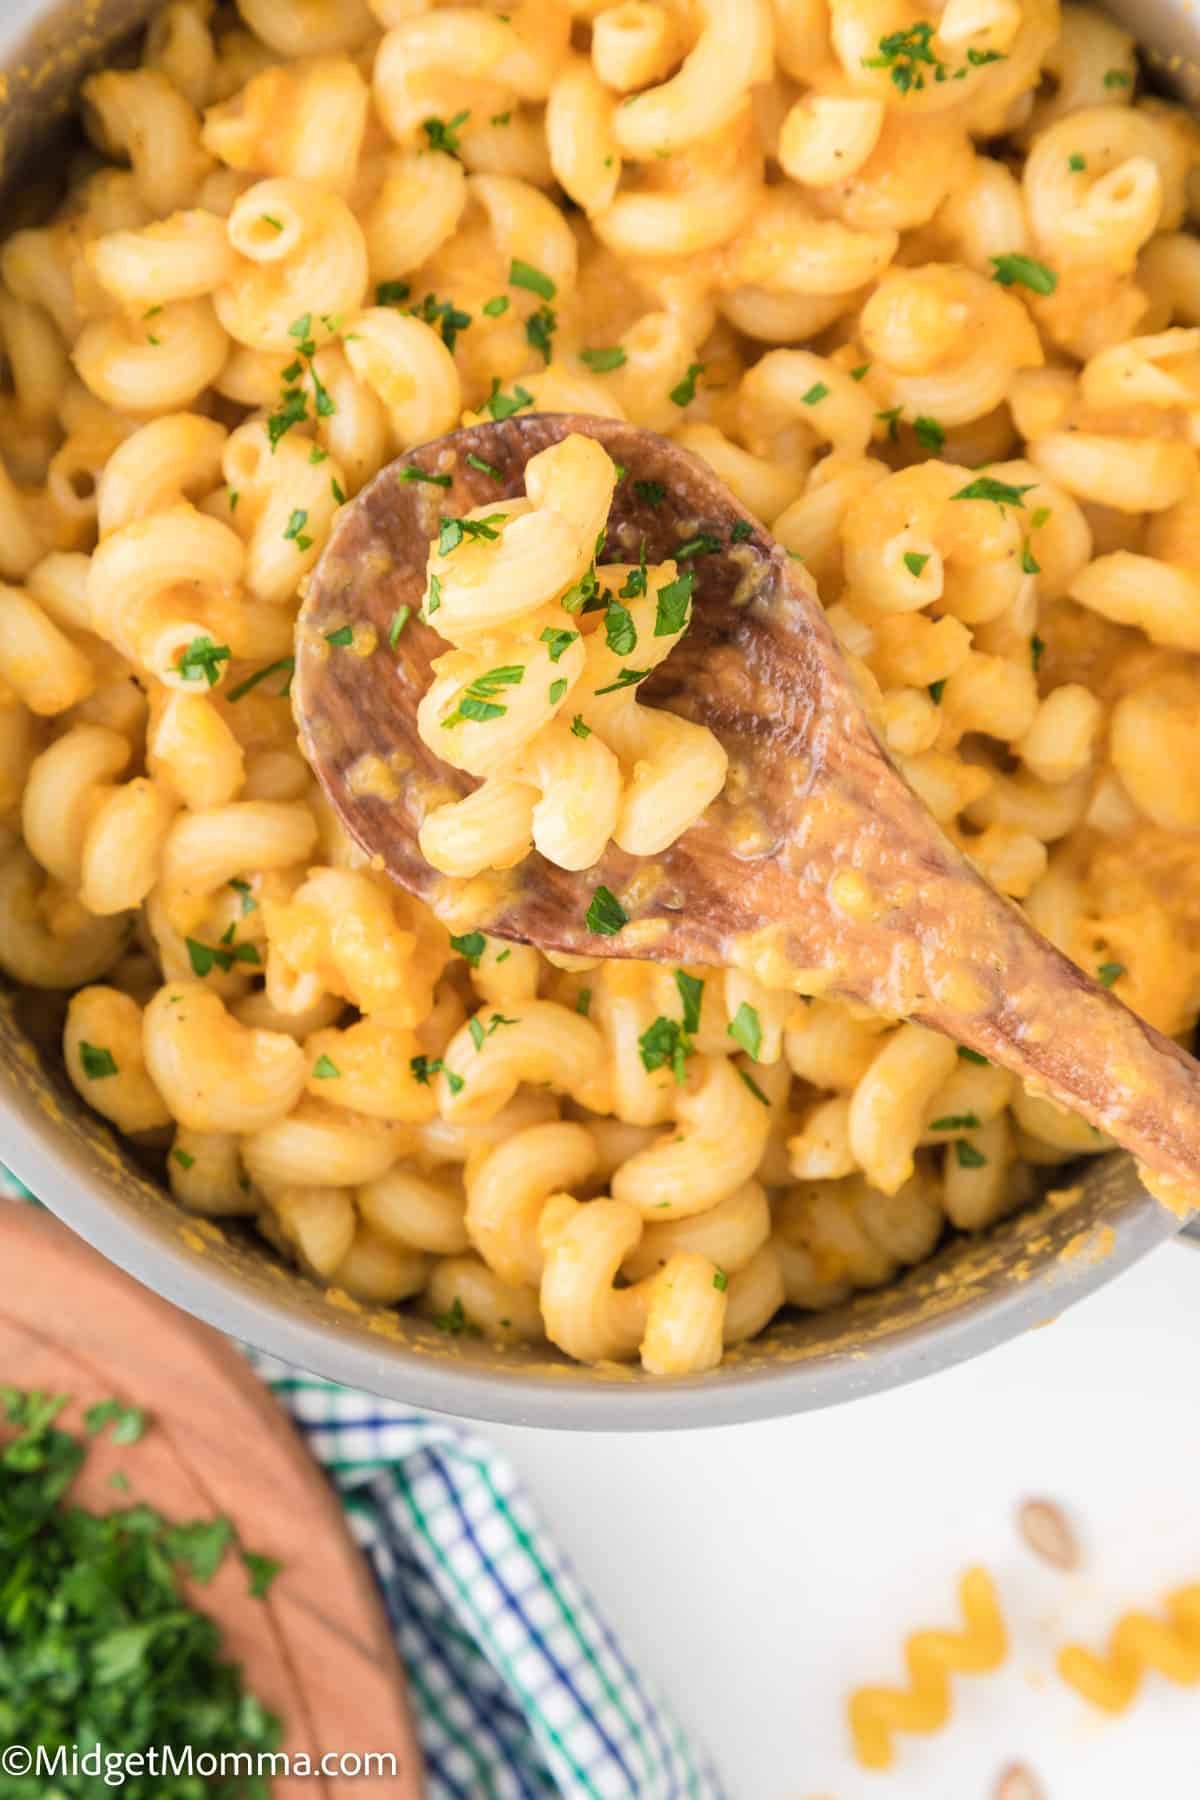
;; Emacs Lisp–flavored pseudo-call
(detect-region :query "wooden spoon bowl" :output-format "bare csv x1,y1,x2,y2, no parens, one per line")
294,413,1200,1204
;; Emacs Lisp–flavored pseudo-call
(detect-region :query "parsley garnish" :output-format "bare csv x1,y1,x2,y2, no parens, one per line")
525,304,556,362
669,361,704,407
930,1112,981,1131
713,1268,728,1292
1022,541,1041,575
863,22,946,94
634,479,666,508
549,678,568,703
571,714,592,738
540,626,579,662
482,295,509,316
914,415,945,453
325,624,353,647
575,988,592,1015
639,1016,694,1084
1097,961,1125,987
412,292,472,352
227,656,295,701
312,1055,340,1079
485,380,534,421
442,663,524,727
425,573,442,618
594,667,650,695
586,885,628,935
433,1296,480,1336
675,970,704,1033
903,551,930,578
79,1042,118,1080
1103,67,1132,87
1031,633,1046,671
423,109,469,155
731,519,753,543
990,253,1058,296
186,937,261,977
410,1055,464,1095
376,280,411,305
438,513,506,554
604,597,638,656
727,1002,762,1060
958,1046,989,1065
877,405,903,441
802,382,829,405
450,931,486,967
283,508,312,552
929,679,946,704
581,347,627,371
172,1148,195,1170
509,258,556,300
466,451,502,478
654,570,693,636
675,533,722,559
388,605,411,645
177,636,230,688
955,1139,988,1168
400,465,452,488
951,476,1034,510
1068,152,1086,172
737,1067,771,1105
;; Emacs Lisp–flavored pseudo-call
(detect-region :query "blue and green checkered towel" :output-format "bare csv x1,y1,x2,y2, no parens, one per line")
1,1169,721,1799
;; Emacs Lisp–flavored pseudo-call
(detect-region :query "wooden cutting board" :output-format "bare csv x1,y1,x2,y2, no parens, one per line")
0,1205,423,1798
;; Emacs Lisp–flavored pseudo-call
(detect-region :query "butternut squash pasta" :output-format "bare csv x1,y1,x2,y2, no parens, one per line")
3,0,1200,1373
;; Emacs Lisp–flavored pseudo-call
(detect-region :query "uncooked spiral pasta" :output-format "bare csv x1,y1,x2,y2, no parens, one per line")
4,0,1200,1375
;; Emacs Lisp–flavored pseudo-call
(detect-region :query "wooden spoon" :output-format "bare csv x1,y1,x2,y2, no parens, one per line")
293,412,1200,1205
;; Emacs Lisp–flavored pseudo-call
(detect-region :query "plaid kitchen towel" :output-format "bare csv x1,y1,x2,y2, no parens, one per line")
0,1168,722,1800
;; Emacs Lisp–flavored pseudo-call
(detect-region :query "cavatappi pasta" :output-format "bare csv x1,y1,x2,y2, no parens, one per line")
415,431,728,873
4,0,1200,1374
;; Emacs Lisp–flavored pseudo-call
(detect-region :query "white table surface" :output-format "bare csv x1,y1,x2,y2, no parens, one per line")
487,1238,1200,1800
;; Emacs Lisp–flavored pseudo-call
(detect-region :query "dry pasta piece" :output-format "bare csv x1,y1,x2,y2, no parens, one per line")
1058,1584,1200,1712
847,1568,1008,1770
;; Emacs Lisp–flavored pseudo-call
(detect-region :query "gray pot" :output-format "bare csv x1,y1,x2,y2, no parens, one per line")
0,0,1191,1429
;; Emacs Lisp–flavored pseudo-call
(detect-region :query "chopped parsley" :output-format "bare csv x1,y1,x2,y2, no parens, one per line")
634,479,666,508
540,626,579,662
227,656,295,701
951,476,1034,510
468,1012,517,1050
423,109,469,156
1103,67,1132,87
79,1042,118,1080
1031,632,1046,671
958,1046,989,1065
312,1055,340,1079
669,361,704,407
509,258,556,300
594,667,650,695
930,1112,981,1131
376,280,411,306
675,970,704,1033
877,405,903,441
561,565,601,614
525,304,556,362
410,1055,464,1095
325,624,353,647
177,636,230,689
862,22,946,94
581,347,627,371
604,597,638,656
903,551,930,578
442,663,524,727
914,415,945,453
639,1015,694,1083
850,362,871,381
676,533,722,559
737,1067,771,1105
466,451,502,479
185,937,261,977
571,712,592,740
425,573,442,618
802,382,829,406
1031,506,1051,530
713,1268,728,1292
433,1295,480,1336
400,465,452,488
575,988,592,1016
388,605,411,646
450,931,486,967
727,1002,762,1060
654,570,693,637
283,508,312,552
485,380,534,420
438,513,506,554
928,679,946,704
1022,541,1041,575
412,292,472,352
990,253,1058,296
955,1139,988,1168
586,885,628,935
621,544,648,598
482,295,509,316
1097,961,1125,987
549,677,568,704
1068,152,1086,172
172,1148,195,1170
731,519,753,543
